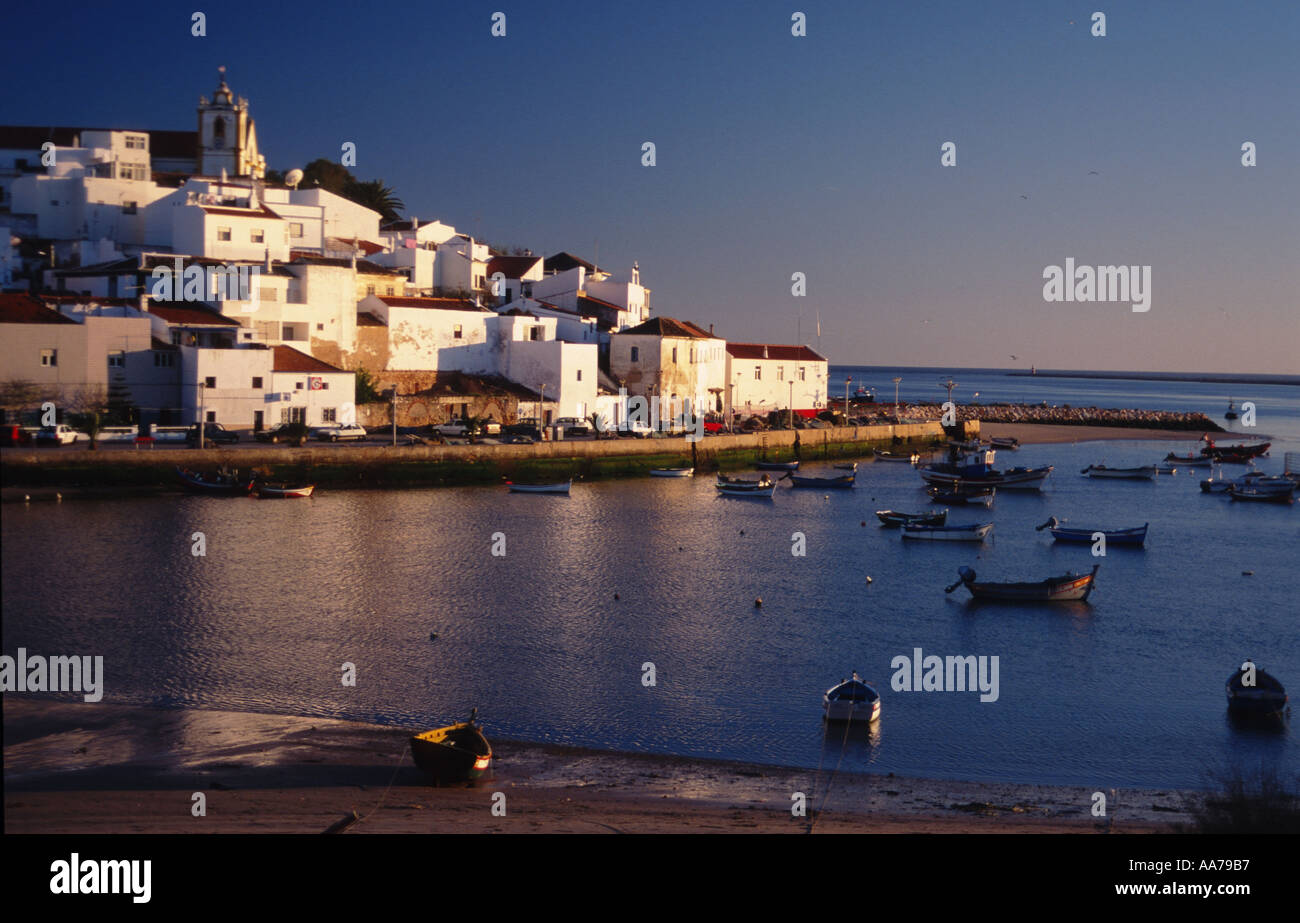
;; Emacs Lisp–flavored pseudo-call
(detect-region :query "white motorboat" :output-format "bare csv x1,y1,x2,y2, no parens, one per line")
823,673,881,723
507,479,572,494
649,467,694,478
901,521,994,542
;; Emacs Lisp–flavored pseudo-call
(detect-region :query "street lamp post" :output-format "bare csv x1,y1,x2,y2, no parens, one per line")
539,382,546,439
892,377,902,422
198,380,205,450
789,380,794,430
390,388,397,446
844,376,851,423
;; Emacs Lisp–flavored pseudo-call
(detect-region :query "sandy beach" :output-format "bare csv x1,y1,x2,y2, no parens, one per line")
4,700,1189,834
980,423,1212,446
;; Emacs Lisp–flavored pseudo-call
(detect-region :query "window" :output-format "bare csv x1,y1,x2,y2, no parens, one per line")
125,135,146,150
690,348,695,363
40,348,57,367
529,326,541,341
576,369,582,381
386,287,395,295
672,347,678,363
122,201,138,215
799,367,806,381
206,411,216,422
289,222,304,239
252,377,263,389
320,382,329,390
366,285,375,295
250,229,264,243
754,366,761,380
217,227,231,241
630,346,639,362
154,351,174,367
108,351,125,368
204,376,216,388
322,408,337,423
296,382,304,390
118,163,147,180
778,366,784,381
171,330,183,345
453,324,463,339
316,323,324,331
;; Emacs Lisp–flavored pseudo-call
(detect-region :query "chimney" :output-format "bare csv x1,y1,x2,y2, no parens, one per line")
709,323,714,335
411,216,418,230
763,345,769,359
265,247,271,272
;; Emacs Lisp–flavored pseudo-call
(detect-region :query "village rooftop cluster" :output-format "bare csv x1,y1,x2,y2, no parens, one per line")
0,71,829,438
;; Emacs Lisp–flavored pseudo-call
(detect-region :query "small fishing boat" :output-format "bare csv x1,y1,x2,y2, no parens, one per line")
919,444,1052,489
874,449,919,463
1228,484,1295,504
718,472,772,486
1224,399,1238,421
823,673,881,723
927,484,995,506
945,564,1100,602
649,467,694,478
1164,452,1214,467
1038,517,1148,547
1225,665,1288,719
833,462,859,471
989,436,1020,450
789,471,856,489
1200,470,1265,493
717,481,776,498
901,521,993,542
254,482,315,499
1200,438,1270,461
1081,464,1157,480
507,479,572,494
410,712,493,783
756,460,800,472
176,466,254,496
876,509,948,528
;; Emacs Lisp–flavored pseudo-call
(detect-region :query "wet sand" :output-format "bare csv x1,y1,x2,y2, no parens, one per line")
982,423,1210,446
4,701,1187,834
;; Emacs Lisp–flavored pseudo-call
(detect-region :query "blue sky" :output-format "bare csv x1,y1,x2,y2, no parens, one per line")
3,0,1297,372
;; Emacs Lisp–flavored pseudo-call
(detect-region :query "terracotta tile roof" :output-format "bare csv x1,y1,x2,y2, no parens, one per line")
377,295,491,313
619,316,716,339
199,203,282,219
147,302,242,326
726,343,826,362
324,237,385,256
544,252,598,274
272,345,347,374
486,255,541,279
0,292,80,324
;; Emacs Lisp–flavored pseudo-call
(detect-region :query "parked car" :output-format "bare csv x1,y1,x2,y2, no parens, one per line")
35,424,82,445
313,422,368,442
554,417,594,437
186,422,239,444
617,419,654,438
255,422,310,445
433,418,502,437
504,418,542,440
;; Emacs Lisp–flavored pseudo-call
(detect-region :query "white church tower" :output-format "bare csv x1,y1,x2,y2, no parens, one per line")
197,66,266,179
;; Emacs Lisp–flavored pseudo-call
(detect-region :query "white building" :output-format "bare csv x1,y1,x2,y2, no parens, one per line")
609,317,727,423
725,343,829,417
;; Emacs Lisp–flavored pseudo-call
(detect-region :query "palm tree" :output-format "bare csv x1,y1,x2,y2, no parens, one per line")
343,180,404,221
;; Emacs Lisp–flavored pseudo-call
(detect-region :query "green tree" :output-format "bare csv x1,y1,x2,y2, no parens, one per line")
343,179,404,221
354,367,381,404
301,158,355,195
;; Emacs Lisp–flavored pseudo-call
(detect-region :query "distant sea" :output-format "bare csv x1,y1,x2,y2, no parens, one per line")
829,365,1300,445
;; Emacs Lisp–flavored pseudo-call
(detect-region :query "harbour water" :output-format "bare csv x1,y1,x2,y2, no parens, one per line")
3,369,1297,790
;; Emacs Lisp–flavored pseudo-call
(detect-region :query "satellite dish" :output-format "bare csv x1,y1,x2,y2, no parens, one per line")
285,168,304,189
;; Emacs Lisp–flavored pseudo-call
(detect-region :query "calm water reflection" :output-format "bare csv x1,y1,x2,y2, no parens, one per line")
4,437,1297,788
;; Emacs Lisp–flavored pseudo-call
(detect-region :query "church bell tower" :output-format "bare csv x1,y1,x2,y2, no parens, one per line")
197,66,266,179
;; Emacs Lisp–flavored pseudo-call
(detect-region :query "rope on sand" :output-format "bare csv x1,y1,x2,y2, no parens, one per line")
334,741,410,833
